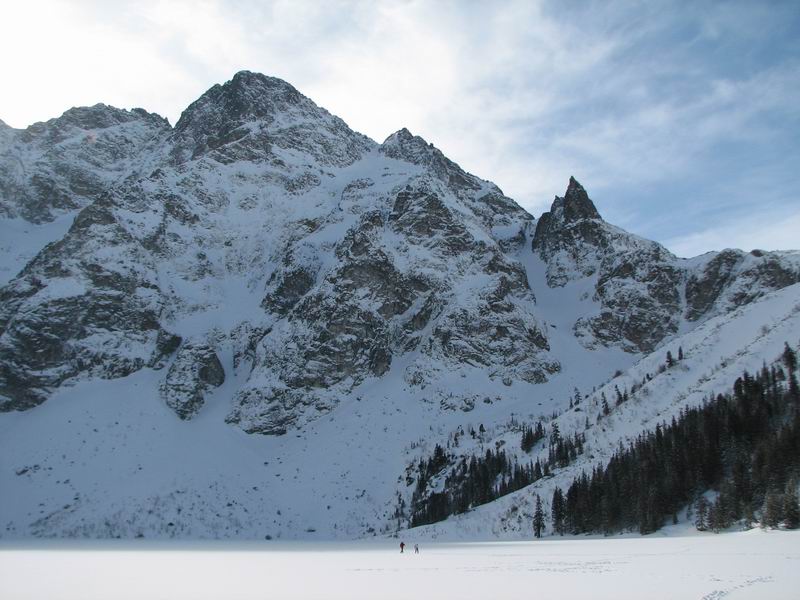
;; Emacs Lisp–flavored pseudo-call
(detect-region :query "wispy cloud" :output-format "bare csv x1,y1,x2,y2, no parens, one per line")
1,0,798,255
665,208,800,258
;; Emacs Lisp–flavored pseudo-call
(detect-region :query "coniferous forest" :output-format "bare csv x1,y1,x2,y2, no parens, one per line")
553,343,800,535
408,423,585,527
403,343,800,535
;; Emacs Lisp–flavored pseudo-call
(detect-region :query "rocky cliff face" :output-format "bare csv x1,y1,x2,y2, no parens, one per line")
226,152,555,434
532,177,800,353
0,194,180,411
0,104,170,223
169,71,373,167
1,71,798,434
0,72,558,432
162,342,225,419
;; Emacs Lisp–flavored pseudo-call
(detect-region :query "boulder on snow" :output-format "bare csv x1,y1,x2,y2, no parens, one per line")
161,343,225,420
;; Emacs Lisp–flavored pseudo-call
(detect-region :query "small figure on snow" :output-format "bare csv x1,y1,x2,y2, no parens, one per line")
400,541,405,553
414,544,419,554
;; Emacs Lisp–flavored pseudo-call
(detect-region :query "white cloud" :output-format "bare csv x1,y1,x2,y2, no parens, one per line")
663,209,800,258
1,0,797,253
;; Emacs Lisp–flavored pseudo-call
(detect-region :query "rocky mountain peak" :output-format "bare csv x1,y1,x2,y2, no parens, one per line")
532,177,603,256
380,127,436,164
18,104,170,145
170,70,372,166
0,103,172,225
380,128,483,194
59,104,167,129
174,71,302,134
550,176,601,223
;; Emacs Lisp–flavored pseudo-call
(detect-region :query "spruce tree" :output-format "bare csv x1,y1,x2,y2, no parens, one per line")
695,497,709,531
533,494,545,538
784,343,799,400
783,484,800,529
521,426,534,453
550,423,561,447
763,491,784,528
552,487,565,535
784,342,797,372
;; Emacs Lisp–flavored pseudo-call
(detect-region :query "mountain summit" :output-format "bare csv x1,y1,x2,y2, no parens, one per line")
561,176,601,221
1,70,798,414
171,70,372,165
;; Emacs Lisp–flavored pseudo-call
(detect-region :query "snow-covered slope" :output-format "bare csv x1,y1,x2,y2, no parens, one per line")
533,177,800,353
0,105,170,286
1,71,798,539
408,283,800,540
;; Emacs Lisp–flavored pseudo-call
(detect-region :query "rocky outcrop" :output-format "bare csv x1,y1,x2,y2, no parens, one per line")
381,128,480,195
533,178,800,353
532,176,615,286
1,71,797,434
0,197,179,411
686,249,800,321
388,187,474,255
0,104,170,223
533,177,683,352
162,343,225,419
229,172,556,434
170,70,373,166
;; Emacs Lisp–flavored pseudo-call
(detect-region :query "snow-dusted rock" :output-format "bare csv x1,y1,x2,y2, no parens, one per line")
0,104,170,224
161,342,225,420
0,70,797,433
169,70,373,167
533,177,800,353
2,71,800,541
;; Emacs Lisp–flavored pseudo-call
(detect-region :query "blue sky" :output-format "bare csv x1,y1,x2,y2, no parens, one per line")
2,0,798,257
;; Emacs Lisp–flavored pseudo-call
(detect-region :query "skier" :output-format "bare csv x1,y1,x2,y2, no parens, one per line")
400,541,405,553
414,544,419,554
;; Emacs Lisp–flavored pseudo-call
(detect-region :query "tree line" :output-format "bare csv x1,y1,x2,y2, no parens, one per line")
408,421,585,527
550,343,800,535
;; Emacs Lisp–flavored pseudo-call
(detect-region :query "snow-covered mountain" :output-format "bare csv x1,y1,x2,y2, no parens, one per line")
534,176,799,353
1,71,798,539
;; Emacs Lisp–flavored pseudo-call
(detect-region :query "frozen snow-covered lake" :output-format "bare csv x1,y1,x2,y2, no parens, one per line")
1,530,798,599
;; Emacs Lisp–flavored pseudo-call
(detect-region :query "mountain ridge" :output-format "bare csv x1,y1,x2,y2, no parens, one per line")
1,70,798,540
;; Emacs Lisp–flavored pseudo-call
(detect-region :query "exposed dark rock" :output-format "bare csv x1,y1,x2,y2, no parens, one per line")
262,266,317,316
162,343,225,419
2,73,797,438
389,187,474,254
686,250,800,321
0,104,170,223
0,200,174,411
170,70,373,166
685,250,743,321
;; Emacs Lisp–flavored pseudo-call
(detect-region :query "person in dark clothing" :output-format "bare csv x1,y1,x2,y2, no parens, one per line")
400,542,405,553
414,544,419,554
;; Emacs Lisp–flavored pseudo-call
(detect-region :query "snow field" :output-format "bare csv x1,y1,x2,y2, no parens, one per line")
1,530,798,600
